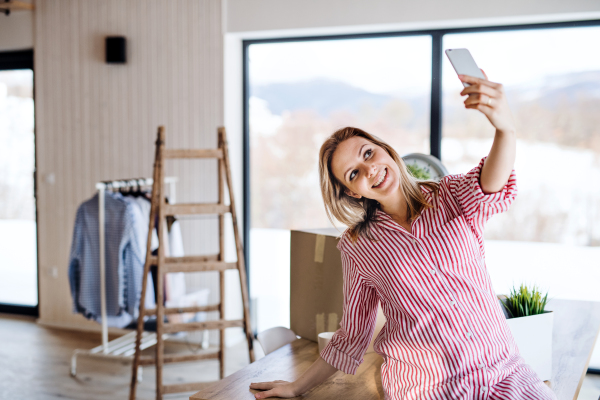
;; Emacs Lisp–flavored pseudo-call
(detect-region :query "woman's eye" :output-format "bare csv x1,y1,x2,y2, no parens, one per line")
365,149,372,159
350,170,357,180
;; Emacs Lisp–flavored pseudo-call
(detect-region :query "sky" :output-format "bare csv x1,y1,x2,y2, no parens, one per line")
249,25,600,97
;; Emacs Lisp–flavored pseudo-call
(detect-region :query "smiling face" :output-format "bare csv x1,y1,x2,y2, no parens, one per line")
330,136,402,203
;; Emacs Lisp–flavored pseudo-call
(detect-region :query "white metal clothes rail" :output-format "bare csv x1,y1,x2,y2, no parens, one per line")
70,177,178,379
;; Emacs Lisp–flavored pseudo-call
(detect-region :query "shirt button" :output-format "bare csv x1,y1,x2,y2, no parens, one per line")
431,269,436,274
411,239,416,245
481,386,488,392
466,331,472,338
478,363,485,369
450,300,457,306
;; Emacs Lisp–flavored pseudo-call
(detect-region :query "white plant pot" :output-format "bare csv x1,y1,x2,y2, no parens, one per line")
505,311,553,381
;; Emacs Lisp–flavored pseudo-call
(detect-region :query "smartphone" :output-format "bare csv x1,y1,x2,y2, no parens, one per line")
445,48,486,87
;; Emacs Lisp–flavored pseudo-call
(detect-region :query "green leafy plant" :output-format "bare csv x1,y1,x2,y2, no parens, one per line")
406,163,431,180
501,284,549,318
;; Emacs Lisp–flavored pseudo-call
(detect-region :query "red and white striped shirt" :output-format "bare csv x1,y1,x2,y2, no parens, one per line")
320,157,556,400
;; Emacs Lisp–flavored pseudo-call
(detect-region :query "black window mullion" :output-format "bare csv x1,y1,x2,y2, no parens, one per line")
430,33,443,161
242,42,254,335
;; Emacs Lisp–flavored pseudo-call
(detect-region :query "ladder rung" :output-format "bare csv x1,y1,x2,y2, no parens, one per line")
165,203,230,216
143,304,220,316
148,254,220,265
163,319,244,333
163,148,223,159
165,260,238,273
162,381,214,394
139,350,220,366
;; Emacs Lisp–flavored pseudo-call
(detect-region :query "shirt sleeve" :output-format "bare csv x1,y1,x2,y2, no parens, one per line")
68,205,84,314
443,156,518,236
319,251,379,375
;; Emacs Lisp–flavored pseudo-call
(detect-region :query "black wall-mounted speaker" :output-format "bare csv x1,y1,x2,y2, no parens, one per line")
106,37,126,64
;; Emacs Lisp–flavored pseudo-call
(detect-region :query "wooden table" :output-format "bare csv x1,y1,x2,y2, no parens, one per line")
191,299,600,400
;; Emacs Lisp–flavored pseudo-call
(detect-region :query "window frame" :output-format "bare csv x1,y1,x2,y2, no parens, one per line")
0,49,38,317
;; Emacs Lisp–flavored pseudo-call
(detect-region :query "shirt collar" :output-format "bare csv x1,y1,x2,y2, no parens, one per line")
374,208,406,233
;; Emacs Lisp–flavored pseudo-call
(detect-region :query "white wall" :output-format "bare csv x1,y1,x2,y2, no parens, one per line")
226,0,600,34
0,10,33,51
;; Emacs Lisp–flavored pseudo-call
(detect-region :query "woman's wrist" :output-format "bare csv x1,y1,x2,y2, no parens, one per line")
495,127,516,137
288,381,303,397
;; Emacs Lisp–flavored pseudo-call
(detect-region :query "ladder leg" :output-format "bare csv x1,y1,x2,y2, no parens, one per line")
130,127,164,400
218,146,226,380
155,129,167,400
219,271,225,379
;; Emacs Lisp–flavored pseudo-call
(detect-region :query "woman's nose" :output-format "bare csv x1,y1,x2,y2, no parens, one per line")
367,164,377,178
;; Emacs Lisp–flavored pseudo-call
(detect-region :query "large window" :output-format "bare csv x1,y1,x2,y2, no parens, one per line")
244,21,600,366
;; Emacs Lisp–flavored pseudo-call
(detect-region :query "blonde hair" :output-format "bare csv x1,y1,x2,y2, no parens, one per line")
319,127,439,243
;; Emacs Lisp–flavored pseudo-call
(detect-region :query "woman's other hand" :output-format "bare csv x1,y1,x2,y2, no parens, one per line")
249,380,298,399
459,69,516,134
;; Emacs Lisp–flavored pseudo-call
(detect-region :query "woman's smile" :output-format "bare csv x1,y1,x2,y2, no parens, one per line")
372,167,388,189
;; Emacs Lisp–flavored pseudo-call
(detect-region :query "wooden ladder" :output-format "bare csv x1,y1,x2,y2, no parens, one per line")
129,126,255,399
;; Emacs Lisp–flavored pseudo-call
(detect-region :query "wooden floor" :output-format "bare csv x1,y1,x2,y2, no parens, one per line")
0,313,263,400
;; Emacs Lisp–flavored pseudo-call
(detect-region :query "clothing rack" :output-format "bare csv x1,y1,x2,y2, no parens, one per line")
70,176,178,378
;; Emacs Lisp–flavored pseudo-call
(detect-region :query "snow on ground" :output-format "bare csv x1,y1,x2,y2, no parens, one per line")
0,219,37,306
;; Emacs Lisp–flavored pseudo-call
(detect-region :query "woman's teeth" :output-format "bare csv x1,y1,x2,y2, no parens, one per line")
373,168,387,188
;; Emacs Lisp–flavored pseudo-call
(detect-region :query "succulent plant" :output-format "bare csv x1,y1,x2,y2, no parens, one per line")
501,284,549,319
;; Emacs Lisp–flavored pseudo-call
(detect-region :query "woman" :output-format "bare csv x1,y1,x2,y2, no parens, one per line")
249,72,557,399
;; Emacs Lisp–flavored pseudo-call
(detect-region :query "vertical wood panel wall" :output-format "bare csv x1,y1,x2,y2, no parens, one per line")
35,0,234,343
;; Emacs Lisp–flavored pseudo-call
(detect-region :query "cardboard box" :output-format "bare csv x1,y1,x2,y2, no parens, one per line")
290,229,385,353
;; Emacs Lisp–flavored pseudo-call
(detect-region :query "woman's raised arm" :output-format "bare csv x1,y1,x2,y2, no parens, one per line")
459,71,517,194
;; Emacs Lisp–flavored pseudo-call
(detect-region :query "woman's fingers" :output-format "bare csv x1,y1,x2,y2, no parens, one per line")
463,93,494,108
250,380,295,399
459,72,503,110
250,382,274,390
250,380,287,390
255,388,276,399
460,83,498,98
458,74,502,90
458,72,516,133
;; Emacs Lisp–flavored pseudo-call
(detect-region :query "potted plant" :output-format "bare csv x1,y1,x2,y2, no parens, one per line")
499,284,553,381
406,163,432,180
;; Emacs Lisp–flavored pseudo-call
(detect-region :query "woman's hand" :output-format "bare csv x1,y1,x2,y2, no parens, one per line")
249,357,338,399
460,69,517,193
459,70,516,134
249,380,298,399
